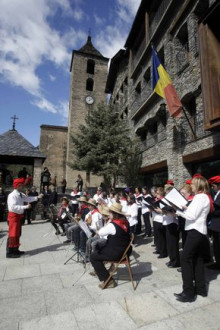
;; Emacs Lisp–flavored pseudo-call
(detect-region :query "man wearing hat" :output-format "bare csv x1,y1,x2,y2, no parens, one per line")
90,202,131,289
85,198,103,232
6,178,43,258
208,176,220,270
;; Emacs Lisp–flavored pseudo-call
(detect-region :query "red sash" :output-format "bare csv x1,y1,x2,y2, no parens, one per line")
8,212,23,248
113,219,129,232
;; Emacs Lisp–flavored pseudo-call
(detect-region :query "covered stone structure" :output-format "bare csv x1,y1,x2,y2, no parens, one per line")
0,129,45,191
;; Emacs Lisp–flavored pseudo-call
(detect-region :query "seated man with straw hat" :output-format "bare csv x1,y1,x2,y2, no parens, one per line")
85,206,110,262
84,198,103,233
90,202,132,289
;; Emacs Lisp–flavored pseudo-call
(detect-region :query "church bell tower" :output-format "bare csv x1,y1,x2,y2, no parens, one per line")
66,36,109,189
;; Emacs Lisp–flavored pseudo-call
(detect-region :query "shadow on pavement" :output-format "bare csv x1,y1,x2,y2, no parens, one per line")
25,243,65,256
114,261,152,290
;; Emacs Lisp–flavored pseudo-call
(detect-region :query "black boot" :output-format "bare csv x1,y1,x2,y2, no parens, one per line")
6,248,21,258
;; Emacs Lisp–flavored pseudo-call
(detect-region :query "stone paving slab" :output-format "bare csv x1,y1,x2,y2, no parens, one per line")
21,273,63,295
44,285,93,315
73,301,137,330
0,278,22,299
19,311,79,330
0,292,47,325
4,263,41,281
119,291,178,327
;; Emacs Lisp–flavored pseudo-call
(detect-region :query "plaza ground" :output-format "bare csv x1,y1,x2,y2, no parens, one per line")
0,220,220,330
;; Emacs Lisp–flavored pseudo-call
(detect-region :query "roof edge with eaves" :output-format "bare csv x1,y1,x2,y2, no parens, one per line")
105,49,128,94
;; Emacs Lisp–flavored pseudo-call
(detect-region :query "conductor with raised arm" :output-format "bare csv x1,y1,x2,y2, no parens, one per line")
6,178,43,258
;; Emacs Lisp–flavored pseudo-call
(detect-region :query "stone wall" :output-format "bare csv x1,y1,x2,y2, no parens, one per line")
39,125,68,189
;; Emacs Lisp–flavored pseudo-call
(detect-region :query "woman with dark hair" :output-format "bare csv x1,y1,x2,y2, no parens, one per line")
90,202,131,289
142,186,152,237
134,187,142,234
153,187,167,258
174,176,212,302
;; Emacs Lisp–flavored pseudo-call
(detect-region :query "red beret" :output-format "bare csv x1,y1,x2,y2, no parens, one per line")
185,179,192,184
13,178,25,189
208,176,220,184
192,173,203,178
166,180,174,185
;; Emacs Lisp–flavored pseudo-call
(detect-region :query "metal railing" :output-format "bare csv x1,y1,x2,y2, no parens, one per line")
133,37,146,70
130,82,152,117
149,0,171,39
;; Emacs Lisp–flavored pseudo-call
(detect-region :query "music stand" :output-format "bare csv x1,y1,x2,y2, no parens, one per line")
64,219,92,267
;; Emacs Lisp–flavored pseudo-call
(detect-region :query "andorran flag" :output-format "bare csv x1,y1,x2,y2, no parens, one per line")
152,47,182,118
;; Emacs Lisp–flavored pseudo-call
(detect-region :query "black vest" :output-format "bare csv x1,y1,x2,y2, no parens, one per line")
102,222,131,260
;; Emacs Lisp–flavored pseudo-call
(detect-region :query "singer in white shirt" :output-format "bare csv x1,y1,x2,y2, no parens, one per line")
174,176,211,302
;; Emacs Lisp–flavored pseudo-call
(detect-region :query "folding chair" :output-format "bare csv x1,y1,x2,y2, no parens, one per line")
102,236,135,290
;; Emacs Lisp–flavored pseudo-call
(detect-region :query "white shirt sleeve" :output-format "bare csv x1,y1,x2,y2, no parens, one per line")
176,194,210,221
22,196,38,203
8,194,27,213
98,223,116,237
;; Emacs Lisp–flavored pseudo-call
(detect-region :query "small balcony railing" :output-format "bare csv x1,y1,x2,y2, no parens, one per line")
130,82,152,117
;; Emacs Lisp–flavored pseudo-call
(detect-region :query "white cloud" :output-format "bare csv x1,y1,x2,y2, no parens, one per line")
49,74,56,82
31,97,57,114
0,0,85,117
72,8,84,21
95,0,141,59
94,13,105,25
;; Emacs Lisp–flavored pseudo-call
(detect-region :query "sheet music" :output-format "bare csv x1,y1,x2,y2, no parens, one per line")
164,188,188,210
161,198,172,207
78,219,92,238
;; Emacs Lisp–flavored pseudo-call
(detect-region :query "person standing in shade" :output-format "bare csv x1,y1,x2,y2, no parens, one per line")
174,176,212,302
60,177,67,194
134,187,142,234
76,174,83,192
0,187,6,221
207,176,220,270
6,178,43,258
41,167,51,189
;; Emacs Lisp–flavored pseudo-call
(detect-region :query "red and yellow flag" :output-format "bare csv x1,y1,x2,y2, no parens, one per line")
152,47,182,117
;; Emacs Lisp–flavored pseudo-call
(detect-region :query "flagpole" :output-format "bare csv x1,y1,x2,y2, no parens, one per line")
181,106,196,139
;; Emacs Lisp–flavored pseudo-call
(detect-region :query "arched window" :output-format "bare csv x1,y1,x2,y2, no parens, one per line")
86,78,94,91
87,60,95,74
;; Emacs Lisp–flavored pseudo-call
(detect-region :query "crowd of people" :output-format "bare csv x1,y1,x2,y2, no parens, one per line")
3,171,220,302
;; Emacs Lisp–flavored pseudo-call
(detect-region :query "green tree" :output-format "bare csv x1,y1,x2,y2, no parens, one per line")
119,138,142,188
69,102,137,188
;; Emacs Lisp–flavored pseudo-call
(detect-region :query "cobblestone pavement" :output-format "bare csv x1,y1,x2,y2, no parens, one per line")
0,220,220,330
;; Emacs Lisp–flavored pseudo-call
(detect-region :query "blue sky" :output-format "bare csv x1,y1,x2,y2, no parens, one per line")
0,0,141,146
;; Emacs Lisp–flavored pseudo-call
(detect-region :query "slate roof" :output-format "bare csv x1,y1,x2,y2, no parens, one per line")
78,36,104,57
0,130,45,159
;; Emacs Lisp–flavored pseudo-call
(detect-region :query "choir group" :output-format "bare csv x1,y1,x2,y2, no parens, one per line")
6,173,220,302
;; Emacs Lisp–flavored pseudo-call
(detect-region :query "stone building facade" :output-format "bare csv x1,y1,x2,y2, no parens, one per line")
106,0,220,188
39,37,109,189
39,125,68,188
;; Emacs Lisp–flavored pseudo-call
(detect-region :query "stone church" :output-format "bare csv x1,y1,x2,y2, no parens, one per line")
39,36,109,190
